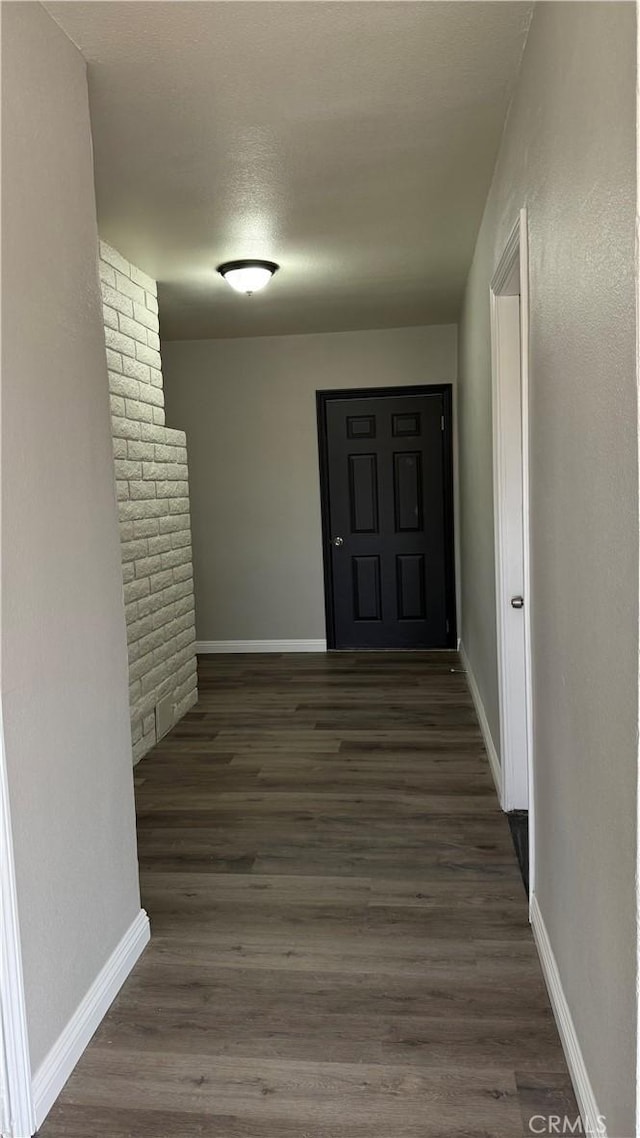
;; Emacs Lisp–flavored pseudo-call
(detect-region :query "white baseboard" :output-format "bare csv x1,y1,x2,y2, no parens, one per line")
196,639,327,654
458,640,502,801
1,712,35,1138
32,909,150,1129
530,895,606,1137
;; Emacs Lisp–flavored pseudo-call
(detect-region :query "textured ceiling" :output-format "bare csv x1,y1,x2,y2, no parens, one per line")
47,2,531,340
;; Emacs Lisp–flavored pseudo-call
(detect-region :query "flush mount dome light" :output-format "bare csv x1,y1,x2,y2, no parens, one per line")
217,259,279,295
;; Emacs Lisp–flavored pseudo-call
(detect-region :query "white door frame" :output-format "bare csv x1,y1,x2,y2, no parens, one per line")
490,209,535,890
0,709,35,1138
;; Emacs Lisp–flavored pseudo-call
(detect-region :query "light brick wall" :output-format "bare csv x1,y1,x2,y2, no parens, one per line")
99,240,198,762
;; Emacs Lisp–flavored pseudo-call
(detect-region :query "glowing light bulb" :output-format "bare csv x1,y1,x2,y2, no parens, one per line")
217,260,279,295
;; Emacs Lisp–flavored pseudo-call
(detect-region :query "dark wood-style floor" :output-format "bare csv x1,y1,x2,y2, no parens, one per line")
40,652,578,1137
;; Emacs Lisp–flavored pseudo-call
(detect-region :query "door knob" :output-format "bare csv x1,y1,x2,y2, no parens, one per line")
510,595,524,609
331,536,344,547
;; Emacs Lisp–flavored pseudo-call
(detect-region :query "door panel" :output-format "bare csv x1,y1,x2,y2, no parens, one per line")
393,451,423,531
319,388,454,650
352,555,382,621
348,454,379,533
396,553,426,620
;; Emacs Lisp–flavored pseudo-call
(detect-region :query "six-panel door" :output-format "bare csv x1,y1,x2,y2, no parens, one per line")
322,390,453,649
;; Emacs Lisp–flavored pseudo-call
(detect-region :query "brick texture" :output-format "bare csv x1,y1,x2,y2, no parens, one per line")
99,241,198,762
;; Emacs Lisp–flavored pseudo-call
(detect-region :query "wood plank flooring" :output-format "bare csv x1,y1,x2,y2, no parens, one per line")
39,652,577,1137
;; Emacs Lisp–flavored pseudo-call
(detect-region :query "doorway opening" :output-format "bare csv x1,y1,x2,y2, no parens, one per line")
317,385,456,651
490,209,534,895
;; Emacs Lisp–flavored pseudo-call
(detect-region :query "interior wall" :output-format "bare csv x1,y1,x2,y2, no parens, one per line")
457,4,637,1133
163,324,457,643
1,2,142,1073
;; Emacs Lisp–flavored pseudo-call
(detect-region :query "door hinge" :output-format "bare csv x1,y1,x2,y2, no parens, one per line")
441,415,445,431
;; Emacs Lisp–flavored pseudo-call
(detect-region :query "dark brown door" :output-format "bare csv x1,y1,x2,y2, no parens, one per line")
318,387,455,650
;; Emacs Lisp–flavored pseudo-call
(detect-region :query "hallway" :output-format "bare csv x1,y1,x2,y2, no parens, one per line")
40,653,576,1137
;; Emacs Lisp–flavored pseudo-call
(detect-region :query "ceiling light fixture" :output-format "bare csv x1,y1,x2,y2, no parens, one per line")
217,259,279,295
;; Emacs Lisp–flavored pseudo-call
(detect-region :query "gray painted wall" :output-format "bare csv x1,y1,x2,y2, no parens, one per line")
163,325,457,642
458,4,637,1133
1,3,142,1071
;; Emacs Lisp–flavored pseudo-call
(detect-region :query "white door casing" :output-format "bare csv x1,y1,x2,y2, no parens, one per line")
490,210,534,884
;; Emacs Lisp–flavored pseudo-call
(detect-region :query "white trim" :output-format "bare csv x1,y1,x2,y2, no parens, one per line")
32,909,150,1130
531,895,606,1137
491,285,525,809
0,709,35,1138
1,1015,8,1137
196,639,327,654
492,219,521,294
459,641,501,802
628,11,633,1128
490,209,534,840
517,208,535,901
